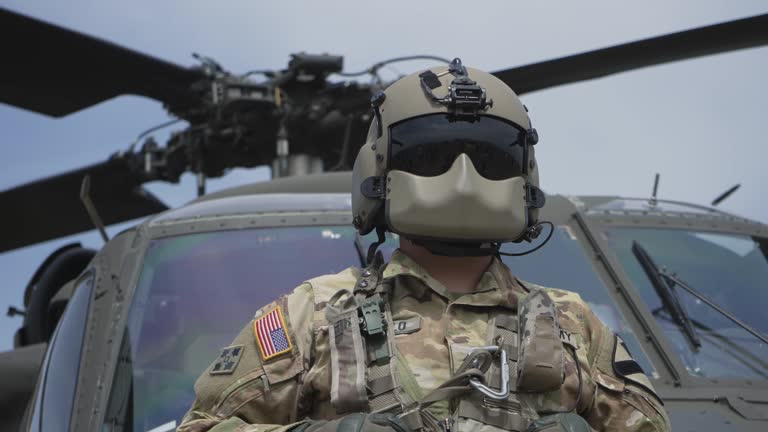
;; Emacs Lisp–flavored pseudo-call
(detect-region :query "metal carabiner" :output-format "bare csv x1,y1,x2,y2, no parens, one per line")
468,346,510,400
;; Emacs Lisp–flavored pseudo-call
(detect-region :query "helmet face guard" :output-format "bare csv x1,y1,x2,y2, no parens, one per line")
386,154,529,243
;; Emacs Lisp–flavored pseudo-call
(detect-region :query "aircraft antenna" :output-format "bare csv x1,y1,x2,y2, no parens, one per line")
649,173,660,207
79,175,109,243
711,184,740,206
197,172,206,197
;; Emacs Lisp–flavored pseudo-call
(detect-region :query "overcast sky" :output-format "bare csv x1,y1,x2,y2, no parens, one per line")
1,1,767,351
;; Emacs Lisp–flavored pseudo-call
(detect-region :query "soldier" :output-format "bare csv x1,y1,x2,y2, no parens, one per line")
178,59,670,432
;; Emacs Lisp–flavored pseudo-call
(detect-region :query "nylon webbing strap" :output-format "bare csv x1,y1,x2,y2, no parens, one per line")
516,289,564,392
457,396,527,431
368,373,395,396
489,314,519,390
399,407,441,432
418,368,485,409
368,278,413,413
351,263,413,414
326,290,368,413
449,309,533,431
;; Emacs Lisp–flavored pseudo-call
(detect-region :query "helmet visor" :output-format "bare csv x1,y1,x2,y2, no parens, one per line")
389,114,526,180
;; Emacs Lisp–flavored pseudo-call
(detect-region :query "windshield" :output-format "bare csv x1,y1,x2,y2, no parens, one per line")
106,224,666,431
602,227,768,379
106,226,361,432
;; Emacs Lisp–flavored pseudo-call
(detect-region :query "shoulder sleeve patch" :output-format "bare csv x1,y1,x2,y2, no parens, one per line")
613,335,662,404
209,345,245,375
254,305,293,361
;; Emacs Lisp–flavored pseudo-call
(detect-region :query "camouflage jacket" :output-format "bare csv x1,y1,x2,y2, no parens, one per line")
178,250,670,432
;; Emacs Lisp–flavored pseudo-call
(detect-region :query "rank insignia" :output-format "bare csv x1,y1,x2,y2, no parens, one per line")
210,345,244,375
254,306,293,360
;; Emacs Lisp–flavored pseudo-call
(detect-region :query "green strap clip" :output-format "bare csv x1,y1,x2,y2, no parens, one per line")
361,298,385,336
359,296,390,365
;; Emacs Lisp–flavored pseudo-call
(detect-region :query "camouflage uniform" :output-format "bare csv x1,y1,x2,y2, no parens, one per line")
178,250,670,432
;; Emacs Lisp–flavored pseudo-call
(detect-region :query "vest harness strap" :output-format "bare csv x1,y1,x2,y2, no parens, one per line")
325,289,368,413
327,254,414,414
327,262,566,431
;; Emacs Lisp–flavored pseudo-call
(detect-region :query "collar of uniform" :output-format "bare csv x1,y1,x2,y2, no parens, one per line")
382,250,524,308
382,249,452,300
479,257,528,310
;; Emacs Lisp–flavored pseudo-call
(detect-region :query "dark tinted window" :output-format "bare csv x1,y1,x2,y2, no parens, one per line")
106,226,360,431
31,275,93,432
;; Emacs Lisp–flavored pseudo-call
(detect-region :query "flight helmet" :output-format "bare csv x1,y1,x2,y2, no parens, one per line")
352,59,545,256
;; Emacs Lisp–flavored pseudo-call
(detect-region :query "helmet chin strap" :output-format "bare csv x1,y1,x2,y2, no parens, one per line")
410,221,555,258
411,239,500,257
366,226,388,265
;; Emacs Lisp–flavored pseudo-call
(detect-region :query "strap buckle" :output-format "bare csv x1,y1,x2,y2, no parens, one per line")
359,296,390,365
468,346,510,400
360,297,386,337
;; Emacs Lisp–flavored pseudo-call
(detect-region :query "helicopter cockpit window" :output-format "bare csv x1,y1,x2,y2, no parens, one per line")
603,227,768,379
104,226,360,432
29,274,93,432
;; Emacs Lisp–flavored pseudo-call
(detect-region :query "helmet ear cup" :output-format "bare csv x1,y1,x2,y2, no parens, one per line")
516,193,541,243
521,143,543,241
352,120,387,235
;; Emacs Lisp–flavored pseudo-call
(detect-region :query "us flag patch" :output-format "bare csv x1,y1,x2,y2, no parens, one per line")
254,306,293,360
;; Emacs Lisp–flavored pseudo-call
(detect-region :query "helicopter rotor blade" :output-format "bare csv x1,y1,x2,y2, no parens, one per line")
493,14,768,95
0,7,205,117
0,159,168,253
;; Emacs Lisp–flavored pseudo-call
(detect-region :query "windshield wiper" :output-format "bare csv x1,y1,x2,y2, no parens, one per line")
658,270,768,346
653,310,768,377
632,241,768,347
632,241,702,349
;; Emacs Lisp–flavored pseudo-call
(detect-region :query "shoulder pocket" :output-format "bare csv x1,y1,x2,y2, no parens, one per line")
214,369,267,417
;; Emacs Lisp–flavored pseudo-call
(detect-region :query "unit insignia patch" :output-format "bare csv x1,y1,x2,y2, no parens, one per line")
210,345,244,375
613,335,661,403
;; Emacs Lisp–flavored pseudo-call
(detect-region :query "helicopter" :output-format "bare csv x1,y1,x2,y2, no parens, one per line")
1,5,768,432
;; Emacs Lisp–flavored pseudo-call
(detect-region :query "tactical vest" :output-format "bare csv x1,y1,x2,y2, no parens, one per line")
323,257,580,432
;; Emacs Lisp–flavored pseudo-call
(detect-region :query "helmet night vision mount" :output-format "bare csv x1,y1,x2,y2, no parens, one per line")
418,58,493,120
